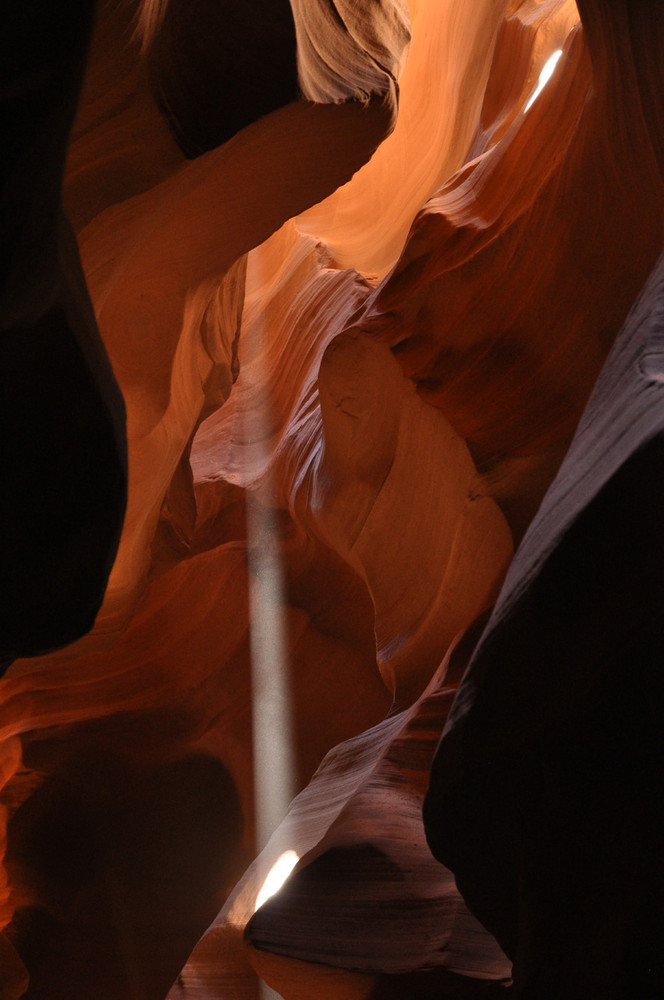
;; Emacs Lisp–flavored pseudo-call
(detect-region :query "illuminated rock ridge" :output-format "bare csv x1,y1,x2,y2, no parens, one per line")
1,1,663,998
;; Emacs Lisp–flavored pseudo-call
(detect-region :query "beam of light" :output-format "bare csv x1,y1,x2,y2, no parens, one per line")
255,850,300,912
247,490,296,853
525,49,563,112
248,500,294,995
243,251,298,1000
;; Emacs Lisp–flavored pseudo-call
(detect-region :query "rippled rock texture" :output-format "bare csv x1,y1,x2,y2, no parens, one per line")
2,0,664,997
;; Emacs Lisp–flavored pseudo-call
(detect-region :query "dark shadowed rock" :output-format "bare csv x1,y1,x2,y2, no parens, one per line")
424,247,664,999
145,0,300,157
1,3,127,666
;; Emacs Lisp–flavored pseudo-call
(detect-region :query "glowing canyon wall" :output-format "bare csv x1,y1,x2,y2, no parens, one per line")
2,0,664,998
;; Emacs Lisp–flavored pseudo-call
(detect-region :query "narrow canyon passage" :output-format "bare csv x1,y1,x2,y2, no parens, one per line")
1,1,663,998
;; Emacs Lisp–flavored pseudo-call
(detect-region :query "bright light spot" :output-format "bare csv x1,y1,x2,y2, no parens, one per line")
255,850,300,911
525,49,563,111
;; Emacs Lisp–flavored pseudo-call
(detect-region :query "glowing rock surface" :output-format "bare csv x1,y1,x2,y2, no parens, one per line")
2,0,664,997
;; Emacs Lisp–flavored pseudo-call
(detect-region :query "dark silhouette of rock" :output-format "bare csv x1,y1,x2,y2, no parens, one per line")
144,0,300,157
424,248,664,998
1,3,127,667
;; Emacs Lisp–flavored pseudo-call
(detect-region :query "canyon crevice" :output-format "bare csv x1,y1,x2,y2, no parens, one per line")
2,1,663,997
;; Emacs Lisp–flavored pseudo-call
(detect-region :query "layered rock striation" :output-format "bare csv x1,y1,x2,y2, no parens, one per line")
2,0,664,998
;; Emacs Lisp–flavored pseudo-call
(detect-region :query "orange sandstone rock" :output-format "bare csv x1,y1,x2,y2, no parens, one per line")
4,0,664,997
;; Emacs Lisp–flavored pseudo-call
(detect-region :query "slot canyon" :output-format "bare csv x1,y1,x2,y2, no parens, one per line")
1,1,663,997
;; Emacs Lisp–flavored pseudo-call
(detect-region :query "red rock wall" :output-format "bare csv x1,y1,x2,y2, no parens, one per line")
2,0,664,997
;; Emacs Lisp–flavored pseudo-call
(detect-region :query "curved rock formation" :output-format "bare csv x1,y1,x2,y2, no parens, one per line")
2,0,664,997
